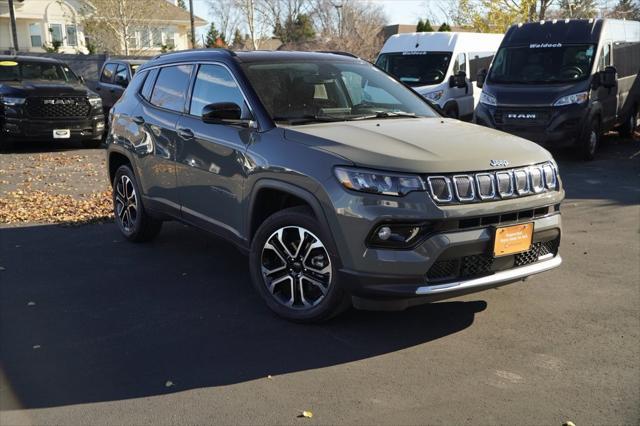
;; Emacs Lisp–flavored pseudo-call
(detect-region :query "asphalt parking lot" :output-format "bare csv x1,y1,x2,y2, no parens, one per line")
1,136,639,425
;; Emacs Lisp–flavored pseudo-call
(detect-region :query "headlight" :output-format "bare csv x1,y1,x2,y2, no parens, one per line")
1,97,26,106
334,167,425,196
88,96,102,108
553,91,588,106
479,92,497,106
423,90,444,102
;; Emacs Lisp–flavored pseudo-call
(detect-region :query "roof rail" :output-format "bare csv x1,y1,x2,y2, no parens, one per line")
315,50,359,58
150,48,236,61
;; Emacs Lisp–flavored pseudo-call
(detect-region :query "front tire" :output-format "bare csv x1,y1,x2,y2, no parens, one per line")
249,207,349,323
579,117,601,161
112,165,162,242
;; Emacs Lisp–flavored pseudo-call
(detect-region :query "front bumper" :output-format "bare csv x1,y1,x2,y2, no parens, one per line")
320,178,564,308
1,115,105,141
475,103,588,148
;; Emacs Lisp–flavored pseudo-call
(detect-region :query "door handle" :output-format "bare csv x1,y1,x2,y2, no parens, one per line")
177,127,194,139
132,116,145,125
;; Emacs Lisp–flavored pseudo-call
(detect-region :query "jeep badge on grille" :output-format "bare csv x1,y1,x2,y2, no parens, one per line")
490,160,509,167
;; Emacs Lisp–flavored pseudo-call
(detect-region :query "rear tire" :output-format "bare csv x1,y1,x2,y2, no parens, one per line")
618,106,638,138
579,117,600,161
249,206,350,323
112,165,162,242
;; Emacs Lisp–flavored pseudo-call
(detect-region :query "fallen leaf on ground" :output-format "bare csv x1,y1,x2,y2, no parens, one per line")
299,411,313,419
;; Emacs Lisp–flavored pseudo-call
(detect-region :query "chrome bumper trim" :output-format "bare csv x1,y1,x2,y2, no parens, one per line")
415,255,562,295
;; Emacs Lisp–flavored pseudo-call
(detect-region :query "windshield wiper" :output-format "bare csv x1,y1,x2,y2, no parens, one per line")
351,111,419,120
273,114,348,125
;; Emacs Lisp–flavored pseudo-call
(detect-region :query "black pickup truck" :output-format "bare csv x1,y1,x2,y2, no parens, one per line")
0,55,105,148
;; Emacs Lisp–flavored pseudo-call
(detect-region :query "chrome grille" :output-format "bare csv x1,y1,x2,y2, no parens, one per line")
425,162,558,204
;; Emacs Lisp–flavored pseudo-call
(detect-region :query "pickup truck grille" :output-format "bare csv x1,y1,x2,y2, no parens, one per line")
425,162,558,205
25,97,90,119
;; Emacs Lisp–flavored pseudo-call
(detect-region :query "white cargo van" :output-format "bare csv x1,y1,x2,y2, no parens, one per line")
376,32,504,120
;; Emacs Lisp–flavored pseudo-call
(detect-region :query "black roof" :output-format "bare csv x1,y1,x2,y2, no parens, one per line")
502,19,604,47
0,55,66,64
138,49,360,71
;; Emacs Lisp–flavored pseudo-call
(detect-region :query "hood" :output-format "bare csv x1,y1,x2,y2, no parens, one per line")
0,80,94,97
284,117,552,174
484,80,591,107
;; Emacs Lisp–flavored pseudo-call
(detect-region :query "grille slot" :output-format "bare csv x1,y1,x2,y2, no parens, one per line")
425,162,558,205
26,97,90,119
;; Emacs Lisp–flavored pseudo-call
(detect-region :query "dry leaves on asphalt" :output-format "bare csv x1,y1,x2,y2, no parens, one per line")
0,189,113,226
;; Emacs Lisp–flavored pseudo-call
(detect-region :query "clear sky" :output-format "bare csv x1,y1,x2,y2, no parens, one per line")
191,0,439,39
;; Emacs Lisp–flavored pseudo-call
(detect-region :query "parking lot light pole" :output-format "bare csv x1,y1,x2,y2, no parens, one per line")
189,0,196,48
8,0,19,52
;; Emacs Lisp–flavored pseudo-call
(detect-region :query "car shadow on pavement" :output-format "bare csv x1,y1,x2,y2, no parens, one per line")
0,222,487,410
0,140,104,154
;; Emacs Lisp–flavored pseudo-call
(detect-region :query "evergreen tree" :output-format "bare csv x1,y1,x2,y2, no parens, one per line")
275,14,315,43
438,23,451,32
177,0,187,10
232,29,244,49
416,19,434,32
205,23,223,47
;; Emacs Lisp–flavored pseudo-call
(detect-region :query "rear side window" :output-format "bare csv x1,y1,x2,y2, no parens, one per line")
150,65,193,112
115,64,128,83
468,51,494,81
189,64,248,117
101,63,116,83
140,68,158,100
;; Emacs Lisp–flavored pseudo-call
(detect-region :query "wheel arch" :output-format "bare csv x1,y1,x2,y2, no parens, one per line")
246,180,342,266
108,150,133,185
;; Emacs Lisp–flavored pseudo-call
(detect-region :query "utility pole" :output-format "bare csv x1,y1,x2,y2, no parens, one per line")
8,0,19,52
189,0,196,48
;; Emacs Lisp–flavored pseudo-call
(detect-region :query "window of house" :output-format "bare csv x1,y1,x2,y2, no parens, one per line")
65,25,78,46
164,29,176,48
189,64,248,117
127,31,139,49
101,63,117,83
152,29,163,47
468,51,494,81
140,28,150,48
49,24,63,44
29,23,43,48
150,65,193,112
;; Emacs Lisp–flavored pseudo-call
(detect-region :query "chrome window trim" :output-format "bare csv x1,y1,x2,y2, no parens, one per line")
514,169,530,195
529,166,545,193
475,172,496,200
452,175,476,202
427,176,453,202
496,170,514,198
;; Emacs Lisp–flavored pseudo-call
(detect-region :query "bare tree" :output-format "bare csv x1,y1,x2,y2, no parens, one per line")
233,0,269,50
80,0,169,55
208,0,242,43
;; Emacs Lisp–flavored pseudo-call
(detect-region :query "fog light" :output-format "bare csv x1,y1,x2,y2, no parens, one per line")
377,226,392,241
369,224,428,249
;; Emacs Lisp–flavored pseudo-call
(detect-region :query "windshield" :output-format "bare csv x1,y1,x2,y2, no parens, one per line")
488,44,596,84
375,52,452,86
0,61,80,83
242,60,438,125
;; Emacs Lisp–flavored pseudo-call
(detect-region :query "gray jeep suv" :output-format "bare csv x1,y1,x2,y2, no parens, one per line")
106,49,563,322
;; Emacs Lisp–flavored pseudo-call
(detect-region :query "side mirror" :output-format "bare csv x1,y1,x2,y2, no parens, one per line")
449,71,467,89
202,102,251,126
114,74,128,88
599,66,617,88
476,69,487,88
